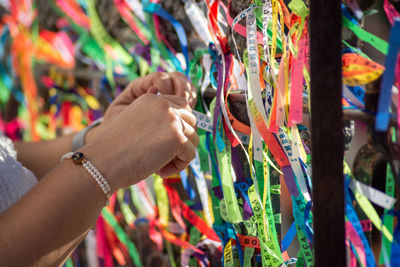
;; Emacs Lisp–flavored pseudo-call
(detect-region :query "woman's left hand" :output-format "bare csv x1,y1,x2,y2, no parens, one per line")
87,72,197,143
108,71,196,117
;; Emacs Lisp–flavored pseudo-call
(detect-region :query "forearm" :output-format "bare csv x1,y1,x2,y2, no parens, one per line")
0,152,107,266
14,133,74,179
14,126,99,180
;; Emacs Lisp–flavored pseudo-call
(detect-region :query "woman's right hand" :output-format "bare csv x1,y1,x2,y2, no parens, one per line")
81,93,199,192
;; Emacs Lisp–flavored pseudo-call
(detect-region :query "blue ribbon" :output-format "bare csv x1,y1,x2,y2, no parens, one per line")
304,201,314,241
179,169,195,200
234,182,253,220
341,4,358,25
0,25,17,104
375,19,400,131
291,195,312,243
100,76,115,103
345,177,377,267
389,210,400,266
143,2,189,76
346,85,365,105
281,221,297,252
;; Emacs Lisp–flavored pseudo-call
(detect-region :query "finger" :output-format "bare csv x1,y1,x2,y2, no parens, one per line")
168,106,198,146
148,72,197,108
162,95,189,108
169,72,197,107
158,139,196,177
173,107,197,128
151,72,174,95
168,102,192,117
157,158,190,178
176,138,196,163
168,72,189,97
135,72,172,94
179,118,199,147
115,72,172,105
188,89,197,108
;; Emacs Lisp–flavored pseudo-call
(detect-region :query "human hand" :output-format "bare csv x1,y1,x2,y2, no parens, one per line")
82,94,199,191
86,72,197,144
106,71,196,117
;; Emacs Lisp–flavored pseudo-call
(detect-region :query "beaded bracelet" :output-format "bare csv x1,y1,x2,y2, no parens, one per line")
61,151,112,200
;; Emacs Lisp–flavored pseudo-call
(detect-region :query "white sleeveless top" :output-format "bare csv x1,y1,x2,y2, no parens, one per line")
0,134,37,213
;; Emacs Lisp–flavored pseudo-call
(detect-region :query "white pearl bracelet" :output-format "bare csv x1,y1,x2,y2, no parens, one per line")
61,151,112,200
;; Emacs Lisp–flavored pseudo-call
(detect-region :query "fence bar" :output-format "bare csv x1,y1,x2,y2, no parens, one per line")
310,0,346,266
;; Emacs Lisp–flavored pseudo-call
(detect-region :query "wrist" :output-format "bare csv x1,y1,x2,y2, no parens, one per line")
72,118,103,151
78,144,120,193
61,150,115,203
58,157,109,206
85,122,102,144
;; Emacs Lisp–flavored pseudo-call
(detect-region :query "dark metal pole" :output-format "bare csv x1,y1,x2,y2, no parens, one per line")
310,0,345,266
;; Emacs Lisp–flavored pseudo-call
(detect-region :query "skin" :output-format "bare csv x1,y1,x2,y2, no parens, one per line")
0,72,198,266
15,71,197,179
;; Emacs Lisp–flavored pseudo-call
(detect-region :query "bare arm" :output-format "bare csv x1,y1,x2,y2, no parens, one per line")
0,93,198,266
14,71,196,181
0,156,105,266
14,129,98,180
1,72,197,265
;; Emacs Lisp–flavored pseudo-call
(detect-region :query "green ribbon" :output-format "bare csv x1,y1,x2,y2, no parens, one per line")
193,51,211,173
87,0,134,66
243,247,255,267
215,126,243,224
296,223,314,267
189,227,201,267
296,249,305,267
166,241,177,267
342,16,389,55
87,0,138,79
101,209,144,267
154,175,169,225
144,12,178,72
248,185,283,267
379,164,395,264
65,258,74,267
117,189,136,226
